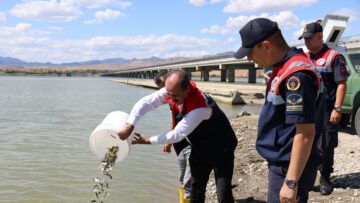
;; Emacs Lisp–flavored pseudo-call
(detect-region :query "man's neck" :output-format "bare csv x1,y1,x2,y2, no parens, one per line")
272,47,290,66
310,44,324,55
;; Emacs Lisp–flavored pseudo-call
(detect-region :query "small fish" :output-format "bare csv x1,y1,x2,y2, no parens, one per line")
90,145,119,202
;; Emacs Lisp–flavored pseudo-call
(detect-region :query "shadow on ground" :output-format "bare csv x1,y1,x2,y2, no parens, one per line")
332,172,360,189
312,172,360,192
339,126,358,135
235,197,266,203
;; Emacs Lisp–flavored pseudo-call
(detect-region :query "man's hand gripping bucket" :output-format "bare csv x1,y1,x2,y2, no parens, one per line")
89,111,135,163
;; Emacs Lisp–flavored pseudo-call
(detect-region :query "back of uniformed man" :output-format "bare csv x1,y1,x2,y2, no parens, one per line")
299,21,349,195
235,18,324,203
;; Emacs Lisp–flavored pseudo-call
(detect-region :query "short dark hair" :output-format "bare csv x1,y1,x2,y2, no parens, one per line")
166,70,190,90
154,71,167,86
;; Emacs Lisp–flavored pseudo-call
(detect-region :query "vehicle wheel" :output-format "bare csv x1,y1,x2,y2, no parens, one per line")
339,113,350,129
355,107,360,135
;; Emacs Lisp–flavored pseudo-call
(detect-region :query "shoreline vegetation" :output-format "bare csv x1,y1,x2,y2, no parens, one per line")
0,67,115,77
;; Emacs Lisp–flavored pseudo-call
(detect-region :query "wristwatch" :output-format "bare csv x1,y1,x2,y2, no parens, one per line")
284,177,298,189
334,106,341,113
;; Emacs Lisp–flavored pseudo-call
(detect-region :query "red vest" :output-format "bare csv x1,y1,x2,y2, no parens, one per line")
267,52,321,105
306,48,339,74
165,81,209,155
165,81,207,128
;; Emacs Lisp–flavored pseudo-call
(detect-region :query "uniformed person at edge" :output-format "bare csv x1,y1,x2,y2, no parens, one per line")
234,18,324,203
299,21,349,195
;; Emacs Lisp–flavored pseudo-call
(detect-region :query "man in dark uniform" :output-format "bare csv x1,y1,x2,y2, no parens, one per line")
299,21,349,195
235,18,324,203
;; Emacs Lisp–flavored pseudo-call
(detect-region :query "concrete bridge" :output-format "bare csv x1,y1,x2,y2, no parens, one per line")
101,54,259,83
102,14,360,83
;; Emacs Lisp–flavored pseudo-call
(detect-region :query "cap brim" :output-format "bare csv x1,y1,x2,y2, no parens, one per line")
298,32,314,40
234,47,252,59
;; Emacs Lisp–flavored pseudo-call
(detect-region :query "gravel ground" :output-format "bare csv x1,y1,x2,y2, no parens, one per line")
205,114,360,203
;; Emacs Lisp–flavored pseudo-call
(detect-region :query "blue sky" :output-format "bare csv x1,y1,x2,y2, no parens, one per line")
0,0,359,63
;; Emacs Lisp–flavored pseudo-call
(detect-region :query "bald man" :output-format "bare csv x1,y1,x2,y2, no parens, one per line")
118,70,237,203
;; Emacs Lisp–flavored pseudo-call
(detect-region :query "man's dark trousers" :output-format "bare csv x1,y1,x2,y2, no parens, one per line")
189,149,234,203
267,164,317,203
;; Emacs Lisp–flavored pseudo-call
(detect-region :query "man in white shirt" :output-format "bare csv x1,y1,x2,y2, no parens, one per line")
118,70,237,203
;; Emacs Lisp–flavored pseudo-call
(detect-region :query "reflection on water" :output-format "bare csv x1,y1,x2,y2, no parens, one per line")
0,76,262,202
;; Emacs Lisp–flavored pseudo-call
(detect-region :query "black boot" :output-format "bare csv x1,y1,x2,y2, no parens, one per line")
319,174,333,195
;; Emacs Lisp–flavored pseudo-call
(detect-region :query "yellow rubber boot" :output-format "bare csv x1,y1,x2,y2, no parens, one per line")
179,187,190,203
178,187,185,203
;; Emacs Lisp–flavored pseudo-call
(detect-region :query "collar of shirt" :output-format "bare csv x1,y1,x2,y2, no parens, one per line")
272,47,303,70
309,44,329,59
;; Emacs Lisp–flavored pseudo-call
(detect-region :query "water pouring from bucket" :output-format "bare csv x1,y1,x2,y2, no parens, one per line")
89,111,135,163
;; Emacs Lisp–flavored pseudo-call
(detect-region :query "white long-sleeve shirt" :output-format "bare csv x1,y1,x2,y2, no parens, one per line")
126,87,212,144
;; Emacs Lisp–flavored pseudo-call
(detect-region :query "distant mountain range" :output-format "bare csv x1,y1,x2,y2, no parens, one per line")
0,56,131,68
0,51,236,69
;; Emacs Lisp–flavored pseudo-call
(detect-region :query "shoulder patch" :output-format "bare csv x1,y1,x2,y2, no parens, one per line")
286,93,303,112
286,76,301,91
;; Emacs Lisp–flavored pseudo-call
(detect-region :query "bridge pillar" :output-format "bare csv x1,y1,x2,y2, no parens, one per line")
226,68,235,82
151,71,158,79
201,70,209,81
184,69,192,80
248,65,257,83
220,69,226,82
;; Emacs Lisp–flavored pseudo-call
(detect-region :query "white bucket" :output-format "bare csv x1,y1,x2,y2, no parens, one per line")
89,111,134,163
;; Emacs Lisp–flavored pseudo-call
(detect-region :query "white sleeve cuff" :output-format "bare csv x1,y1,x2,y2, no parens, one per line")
149,136,159,144
126,114,138,126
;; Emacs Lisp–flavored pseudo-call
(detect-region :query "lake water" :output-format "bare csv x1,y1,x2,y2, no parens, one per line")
0,76,261,203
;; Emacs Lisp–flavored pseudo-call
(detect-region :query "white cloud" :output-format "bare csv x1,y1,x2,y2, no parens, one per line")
84,9,123,24
210,0,223,3
189,0,222,6
15,23,32,32
332,8,357,22
62,0,121,9
47,26,64,31
223,0,318,13
189,0,207,7
115,1,132,9
226,37,236,43
0,12,6,24
201,25,231,35
0,33,220,63
202,11,302,35
10,0,83,22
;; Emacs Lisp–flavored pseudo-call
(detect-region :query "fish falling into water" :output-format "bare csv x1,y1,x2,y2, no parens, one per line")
91,145,119,203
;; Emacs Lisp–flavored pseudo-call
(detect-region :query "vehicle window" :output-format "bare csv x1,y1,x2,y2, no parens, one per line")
349,53,360,73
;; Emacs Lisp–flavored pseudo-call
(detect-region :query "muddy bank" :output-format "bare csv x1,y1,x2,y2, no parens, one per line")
205,115,360,203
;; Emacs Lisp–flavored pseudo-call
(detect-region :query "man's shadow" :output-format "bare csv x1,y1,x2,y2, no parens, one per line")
339,125,358,135
312,172,360,191
235,197,266,203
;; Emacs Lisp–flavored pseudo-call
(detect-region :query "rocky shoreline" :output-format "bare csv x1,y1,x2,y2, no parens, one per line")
205,114,360,203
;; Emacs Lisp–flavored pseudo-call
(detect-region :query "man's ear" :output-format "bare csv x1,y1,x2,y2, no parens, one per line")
263,40,271,50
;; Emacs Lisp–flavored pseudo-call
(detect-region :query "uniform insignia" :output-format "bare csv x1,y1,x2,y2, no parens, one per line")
286,94,303,105
286,76,301,91
286,94,303,112
316,58,326,66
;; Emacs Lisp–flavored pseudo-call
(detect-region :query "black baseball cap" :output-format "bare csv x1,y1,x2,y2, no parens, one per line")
234,18,279,59
298,22,323,40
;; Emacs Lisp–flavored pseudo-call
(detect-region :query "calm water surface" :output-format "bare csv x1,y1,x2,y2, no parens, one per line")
0,76,261,203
